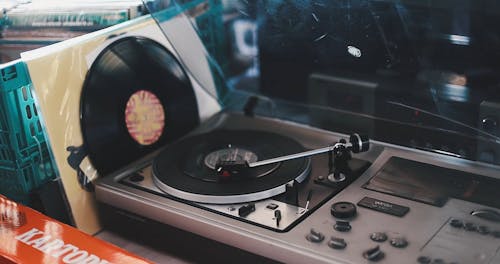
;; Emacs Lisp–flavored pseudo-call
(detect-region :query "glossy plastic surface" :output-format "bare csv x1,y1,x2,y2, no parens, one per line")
0,195,152,264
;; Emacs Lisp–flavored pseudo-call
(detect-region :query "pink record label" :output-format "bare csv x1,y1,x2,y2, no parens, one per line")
125,90,165,145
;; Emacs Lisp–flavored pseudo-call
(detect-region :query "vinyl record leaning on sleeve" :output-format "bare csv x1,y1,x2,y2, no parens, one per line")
81,36,199,175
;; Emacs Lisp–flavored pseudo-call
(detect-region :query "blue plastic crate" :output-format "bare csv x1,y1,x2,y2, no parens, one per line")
0,149,55,195
0,61,45,151
0,60,57,198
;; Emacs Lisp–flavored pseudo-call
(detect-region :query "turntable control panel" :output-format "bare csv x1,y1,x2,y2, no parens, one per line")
122,166,311,231
95,113,500,264
296,196,500,264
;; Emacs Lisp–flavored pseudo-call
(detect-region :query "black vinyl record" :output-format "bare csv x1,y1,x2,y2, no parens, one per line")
153,130,311,204
81,37,199,175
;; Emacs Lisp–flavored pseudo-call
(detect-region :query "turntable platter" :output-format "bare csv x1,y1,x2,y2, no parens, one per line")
152,130,311,204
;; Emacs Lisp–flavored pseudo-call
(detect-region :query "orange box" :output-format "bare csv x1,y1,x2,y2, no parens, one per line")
0,195,152,264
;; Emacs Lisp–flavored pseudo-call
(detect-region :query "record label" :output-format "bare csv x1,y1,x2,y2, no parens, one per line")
125,90,165,145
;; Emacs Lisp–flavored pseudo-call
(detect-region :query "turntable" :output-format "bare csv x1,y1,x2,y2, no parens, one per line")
97,110,500,264
114,119,371,232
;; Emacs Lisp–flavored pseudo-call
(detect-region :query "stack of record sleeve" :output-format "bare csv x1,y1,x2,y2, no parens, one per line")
0,0,156,63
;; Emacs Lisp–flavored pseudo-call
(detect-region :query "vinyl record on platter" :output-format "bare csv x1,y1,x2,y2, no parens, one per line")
81,37,199,175
153,130,311,204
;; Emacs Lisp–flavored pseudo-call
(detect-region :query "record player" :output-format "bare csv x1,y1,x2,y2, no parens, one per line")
86,1,500,263
96,108,500,263
101,111,373,231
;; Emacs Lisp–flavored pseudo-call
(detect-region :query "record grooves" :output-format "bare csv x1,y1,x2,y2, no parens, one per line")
152,130,311,204
80,37,199,175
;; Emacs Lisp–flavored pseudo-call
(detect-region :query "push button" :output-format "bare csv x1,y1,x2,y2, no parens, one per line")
328,237,347,249
238,203,255,217
370,232,388,242
464,222,477,231
266,203,279,210
363,245,384,261
306,229,325,243
417,256,431,264
390,237,408,248
449,219,463,228
334,220,351,232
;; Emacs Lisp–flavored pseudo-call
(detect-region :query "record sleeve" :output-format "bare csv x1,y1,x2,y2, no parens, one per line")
21,14,220,234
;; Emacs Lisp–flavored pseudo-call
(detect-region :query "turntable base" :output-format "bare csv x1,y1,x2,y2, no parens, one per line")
96,112,500,264
97,204,279,264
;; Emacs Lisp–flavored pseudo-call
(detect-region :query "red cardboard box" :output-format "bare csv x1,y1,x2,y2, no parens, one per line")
0,195,152,264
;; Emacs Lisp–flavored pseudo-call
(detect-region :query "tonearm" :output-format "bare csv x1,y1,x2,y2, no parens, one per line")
215,133,369,181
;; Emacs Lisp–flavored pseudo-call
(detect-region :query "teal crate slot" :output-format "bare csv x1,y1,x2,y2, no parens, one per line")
0,150,56,195
0,60,57,198
0,61,45,152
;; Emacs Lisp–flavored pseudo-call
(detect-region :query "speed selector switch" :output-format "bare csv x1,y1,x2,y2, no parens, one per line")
363,245,384,261
331,201,357,218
